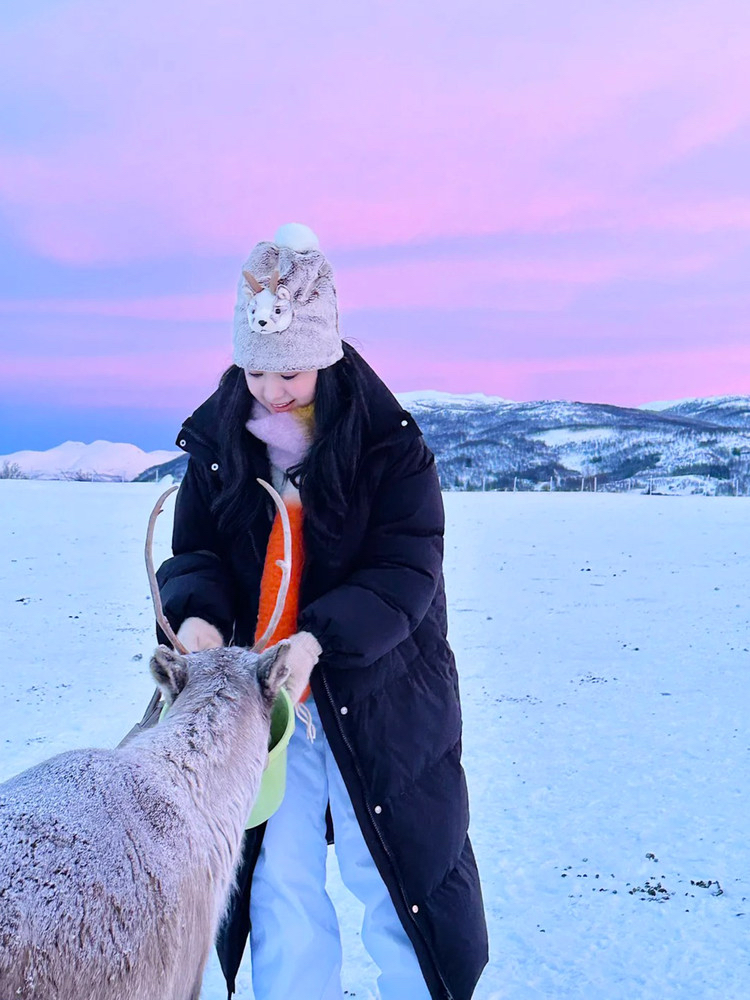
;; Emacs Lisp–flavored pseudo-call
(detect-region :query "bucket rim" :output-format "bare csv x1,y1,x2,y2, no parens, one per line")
267,686,295,763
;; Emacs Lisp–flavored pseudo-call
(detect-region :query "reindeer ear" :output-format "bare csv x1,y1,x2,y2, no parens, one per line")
150,645,189,705
257,641,291,703
276,285,291,301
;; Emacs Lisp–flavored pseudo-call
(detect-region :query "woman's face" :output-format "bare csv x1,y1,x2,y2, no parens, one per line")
244,369,318,414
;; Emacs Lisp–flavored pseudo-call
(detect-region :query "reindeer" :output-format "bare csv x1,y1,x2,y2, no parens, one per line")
0,482,292,1000
243,267,293,334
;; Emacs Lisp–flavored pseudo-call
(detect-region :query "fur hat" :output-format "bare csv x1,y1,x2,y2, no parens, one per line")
232,223,344,372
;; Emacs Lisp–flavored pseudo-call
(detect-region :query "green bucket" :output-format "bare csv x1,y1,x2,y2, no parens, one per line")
159,686,295,829
246,686,295,828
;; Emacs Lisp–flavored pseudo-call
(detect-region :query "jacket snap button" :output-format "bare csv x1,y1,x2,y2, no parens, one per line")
374,805,382,814
210,463,219,472
179,439,187,447
411,904,419,914
340,706,348,715
401,419,408,427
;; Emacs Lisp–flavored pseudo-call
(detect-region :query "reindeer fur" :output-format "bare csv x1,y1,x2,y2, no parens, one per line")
0,643,290,1000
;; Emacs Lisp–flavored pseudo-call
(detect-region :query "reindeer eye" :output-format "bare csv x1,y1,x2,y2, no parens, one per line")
274,308,281,314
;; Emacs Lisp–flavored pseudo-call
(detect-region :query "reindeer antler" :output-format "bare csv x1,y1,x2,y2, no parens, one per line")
268,268,280,295
145,485,190,655
251,478,292,653
243,269,264,295
145,479,291,657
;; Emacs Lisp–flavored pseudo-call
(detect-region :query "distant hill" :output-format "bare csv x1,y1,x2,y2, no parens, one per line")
641,396,750,429
0,441,181,482
6,394,750,494
403,394,750,492
135,453,188,483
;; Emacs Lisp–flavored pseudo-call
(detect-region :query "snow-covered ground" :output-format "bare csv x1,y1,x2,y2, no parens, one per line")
1,482,748,1000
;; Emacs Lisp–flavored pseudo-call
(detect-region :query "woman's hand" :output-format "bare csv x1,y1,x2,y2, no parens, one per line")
176,616,225,652
282,631,322,703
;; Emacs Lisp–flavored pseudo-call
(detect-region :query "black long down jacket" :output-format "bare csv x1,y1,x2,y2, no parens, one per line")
156,348,488,1000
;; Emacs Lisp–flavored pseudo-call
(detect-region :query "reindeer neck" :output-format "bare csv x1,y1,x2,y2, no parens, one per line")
131,698,266,829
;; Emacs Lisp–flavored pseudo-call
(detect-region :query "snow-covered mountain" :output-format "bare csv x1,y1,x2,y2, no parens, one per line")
397,392,750,491
0,441,182,482
8,394,750,492
134,392,750,492
396,390,514,409
641,395,750,428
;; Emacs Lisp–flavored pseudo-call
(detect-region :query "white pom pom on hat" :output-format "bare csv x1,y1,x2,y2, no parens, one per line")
273,223,320,253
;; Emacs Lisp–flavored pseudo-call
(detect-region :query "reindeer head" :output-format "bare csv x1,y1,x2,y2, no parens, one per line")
242,268,293,335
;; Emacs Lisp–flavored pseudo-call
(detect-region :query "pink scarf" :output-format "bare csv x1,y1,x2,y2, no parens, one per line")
245,400,312,475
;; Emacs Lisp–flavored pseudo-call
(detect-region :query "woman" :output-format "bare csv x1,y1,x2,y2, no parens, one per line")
157,224,488,1000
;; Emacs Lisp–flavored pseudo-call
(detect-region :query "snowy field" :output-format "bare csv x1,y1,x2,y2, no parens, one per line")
1,482,748,1000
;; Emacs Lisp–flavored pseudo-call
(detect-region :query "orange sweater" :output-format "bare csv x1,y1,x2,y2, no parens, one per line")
254,498,305,648
253,404,314,700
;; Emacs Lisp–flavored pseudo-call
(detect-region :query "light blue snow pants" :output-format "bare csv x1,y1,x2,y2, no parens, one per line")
250,698,431,1000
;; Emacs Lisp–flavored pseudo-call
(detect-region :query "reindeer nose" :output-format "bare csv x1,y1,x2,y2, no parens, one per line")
258,319,267,327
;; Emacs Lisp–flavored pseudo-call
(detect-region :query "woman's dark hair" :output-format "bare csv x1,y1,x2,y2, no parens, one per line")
212,342,370,551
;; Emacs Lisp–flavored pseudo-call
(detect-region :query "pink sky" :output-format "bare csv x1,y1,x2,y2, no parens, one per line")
1,0,749,447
